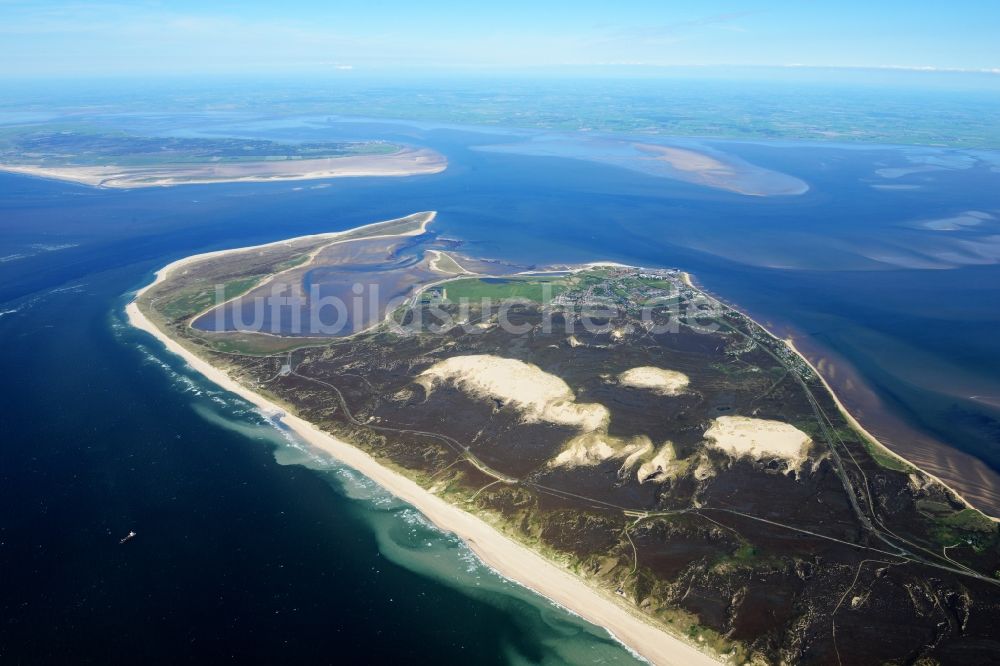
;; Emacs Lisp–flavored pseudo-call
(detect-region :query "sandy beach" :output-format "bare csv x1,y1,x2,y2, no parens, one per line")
684,270,996,520
685,272,994,520
785,338,999,522
127,250,720,665
0,147,446,189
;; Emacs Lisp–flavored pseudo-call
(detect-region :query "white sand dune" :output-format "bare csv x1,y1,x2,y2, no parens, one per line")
420,355,608,431
553,432,652,468
619,366,689,396
421,355,662,469
551,433,621,467
636,443,676,483
704,416,811,466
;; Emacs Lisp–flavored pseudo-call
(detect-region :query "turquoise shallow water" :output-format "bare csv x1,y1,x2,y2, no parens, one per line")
190,369,646,665
0,269,644,663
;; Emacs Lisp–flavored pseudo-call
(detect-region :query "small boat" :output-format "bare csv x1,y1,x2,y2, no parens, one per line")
119,530,136,544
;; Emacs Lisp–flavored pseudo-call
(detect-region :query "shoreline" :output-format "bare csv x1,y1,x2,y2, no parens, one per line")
574,267,992,519
784,337,998,522
185,213,438,339
126,243,720,665
684,273,997,521
0,148,446,189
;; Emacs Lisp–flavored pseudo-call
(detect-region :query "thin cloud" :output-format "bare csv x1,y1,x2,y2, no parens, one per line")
608,11,761,43
784,64,1000,75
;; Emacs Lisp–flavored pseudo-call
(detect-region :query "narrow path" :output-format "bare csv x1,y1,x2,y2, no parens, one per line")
209,272,999,588
288,367,518,484
831,559,903,666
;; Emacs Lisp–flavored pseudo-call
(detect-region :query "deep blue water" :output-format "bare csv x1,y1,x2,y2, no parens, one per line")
0,189,643,664
2,118,1000,661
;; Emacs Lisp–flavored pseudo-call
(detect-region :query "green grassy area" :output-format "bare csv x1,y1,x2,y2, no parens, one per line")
710,541,766,573
273,253,311,272
198,334,326,356
0,127,399,168
441,276,569,303
920,501,998,549
732,543,758,561
158,276,262,321
637,278,676,290
940,508,997,534
575,270,611,286
856,434,915,473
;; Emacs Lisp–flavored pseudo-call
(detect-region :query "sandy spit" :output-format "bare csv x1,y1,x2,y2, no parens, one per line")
0,148,446,189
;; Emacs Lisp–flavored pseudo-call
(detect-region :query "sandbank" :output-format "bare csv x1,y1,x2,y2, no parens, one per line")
0,147,446,189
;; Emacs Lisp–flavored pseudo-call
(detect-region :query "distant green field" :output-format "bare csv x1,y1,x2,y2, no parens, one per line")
637,277,675,290
0,127,398,168
441,276,568,303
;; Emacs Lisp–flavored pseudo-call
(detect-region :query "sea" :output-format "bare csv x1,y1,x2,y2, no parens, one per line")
2,115,999,663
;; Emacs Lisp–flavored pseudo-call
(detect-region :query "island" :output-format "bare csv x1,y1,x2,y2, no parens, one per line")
128,212,1000,665
0,130,446,187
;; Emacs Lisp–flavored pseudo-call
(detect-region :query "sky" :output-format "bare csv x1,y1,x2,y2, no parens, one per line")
0,1,998,78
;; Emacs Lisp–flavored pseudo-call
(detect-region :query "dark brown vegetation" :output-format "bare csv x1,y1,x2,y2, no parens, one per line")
138,219,1000,665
